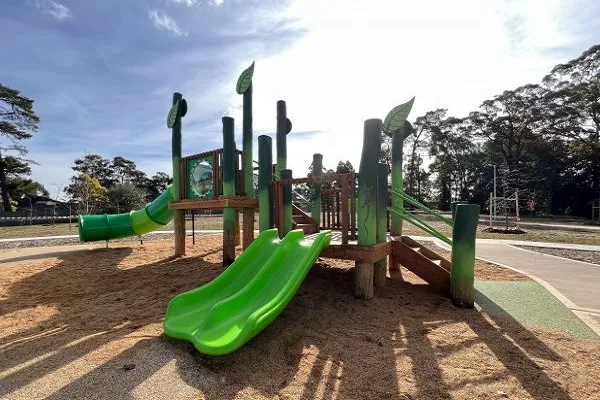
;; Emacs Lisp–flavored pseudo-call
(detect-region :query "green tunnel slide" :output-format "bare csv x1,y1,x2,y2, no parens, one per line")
78,185,176,242
164,229,332,355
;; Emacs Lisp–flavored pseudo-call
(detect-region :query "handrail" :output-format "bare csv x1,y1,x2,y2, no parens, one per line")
389,188,454,227
388,207,453,246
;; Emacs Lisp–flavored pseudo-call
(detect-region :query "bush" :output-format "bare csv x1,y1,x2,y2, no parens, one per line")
105,184,146,213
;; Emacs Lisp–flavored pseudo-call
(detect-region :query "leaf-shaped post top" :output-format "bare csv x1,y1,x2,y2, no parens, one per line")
382,96,415,137
167,98,187,128
236,61,255,94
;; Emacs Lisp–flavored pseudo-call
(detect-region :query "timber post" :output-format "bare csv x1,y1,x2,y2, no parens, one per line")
355,118,382,299
311,153,323,225
222,117,236,266
281,169,293,236
258,135,273,232
389,123,406,272
450,204,480,308
171,92,186,257
275,100,287,178
239,63,255,249
374,163,389,287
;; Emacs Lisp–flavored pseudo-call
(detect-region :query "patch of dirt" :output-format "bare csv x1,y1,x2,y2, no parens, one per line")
417,241,530,282
1,236,599,400
517,246,600,266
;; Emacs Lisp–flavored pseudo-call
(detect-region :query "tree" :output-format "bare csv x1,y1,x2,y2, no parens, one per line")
146,172,171,200
0,84,39,211
71,154,115,188
68,174,107,214
105,183,147,213
112,156,139,184
6,177,48,200
542,44,600,197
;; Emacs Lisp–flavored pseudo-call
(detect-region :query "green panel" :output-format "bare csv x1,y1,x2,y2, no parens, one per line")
187,155,214,199
450,204,480,308
163,229,332,355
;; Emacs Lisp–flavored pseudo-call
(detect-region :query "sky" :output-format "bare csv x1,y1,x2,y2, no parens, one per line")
1,0,599,200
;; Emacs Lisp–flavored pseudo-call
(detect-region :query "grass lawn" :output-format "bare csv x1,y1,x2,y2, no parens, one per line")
1,213,598,246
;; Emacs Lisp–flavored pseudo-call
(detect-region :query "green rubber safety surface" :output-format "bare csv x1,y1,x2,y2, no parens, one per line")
474,281,598,340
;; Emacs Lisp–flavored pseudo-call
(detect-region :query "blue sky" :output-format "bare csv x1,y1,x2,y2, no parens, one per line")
1,0,599,199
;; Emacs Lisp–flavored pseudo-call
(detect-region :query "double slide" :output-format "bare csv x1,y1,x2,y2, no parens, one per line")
163,229,332,355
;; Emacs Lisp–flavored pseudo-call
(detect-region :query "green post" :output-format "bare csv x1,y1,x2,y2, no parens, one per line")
311,153,323,225
374,163,389,287
222,117,236,267
390,126,405,237
243,84,253,197
258,135,273,232
275,100,287,178
451,201,468,220
355,118,382,299
450,204,480,308
374,163,388,287
171,92,186,257
281,169,293,236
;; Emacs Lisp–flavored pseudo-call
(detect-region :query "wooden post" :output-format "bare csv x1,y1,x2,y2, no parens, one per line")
311,153,323,225
242,83,255,248
171,92,186,257
355,119,382,299
389,123,408,272
450,204,480,308
258,135,272,232
222,117,236,267
281,169,293,236
341,175,349,245
350,172,356,239
276,100,287,178
374,163,388,287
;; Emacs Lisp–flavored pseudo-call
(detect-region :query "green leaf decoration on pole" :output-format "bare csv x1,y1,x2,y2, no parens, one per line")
286,118,292,134
382,96,415,137
167,99,180,129
236,61,255,95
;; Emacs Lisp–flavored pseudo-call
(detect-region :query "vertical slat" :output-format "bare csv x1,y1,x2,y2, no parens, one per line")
350,173,356,239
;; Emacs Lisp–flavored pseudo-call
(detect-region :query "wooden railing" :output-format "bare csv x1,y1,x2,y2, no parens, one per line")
271,172,357,244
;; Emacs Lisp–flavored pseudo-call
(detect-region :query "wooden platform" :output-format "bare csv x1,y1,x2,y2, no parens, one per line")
169,197,257,210
306,231,391,262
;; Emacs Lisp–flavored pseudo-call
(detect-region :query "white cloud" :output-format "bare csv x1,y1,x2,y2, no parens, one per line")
168,0,199,7
213,0,224,6
34,0,71,20
148,9,187,37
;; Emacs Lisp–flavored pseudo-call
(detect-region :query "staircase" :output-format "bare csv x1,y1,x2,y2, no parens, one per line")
292,205,319,234
392,236,451,294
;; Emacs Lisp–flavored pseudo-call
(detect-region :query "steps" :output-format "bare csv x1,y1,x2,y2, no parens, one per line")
292,205,319,234
392,236,451,294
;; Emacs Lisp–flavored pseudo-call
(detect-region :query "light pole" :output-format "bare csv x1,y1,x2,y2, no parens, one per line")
493,165,497,223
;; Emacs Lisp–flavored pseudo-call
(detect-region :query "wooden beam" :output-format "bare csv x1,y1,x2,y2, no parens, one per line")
320,242,391,263
242,210,254,249
169,198,257,210
401,236,451,272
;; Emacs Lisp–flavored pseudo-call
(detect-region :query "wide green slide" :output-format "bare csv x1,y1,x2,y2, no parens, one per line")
164,229,332,355
78,185,176,242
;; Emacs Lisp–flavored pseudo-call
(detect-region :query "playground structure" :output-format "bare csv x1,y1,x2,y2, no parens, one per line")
78,62,481,355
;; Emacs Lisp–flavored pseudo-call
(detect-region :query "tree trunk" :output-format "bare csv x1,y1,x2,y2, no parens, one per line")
0,155,11,211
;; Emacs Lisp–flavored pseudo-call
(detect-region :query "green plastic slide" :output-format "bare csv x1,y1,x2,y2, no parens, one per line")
163,229,332,355
78,185,176,242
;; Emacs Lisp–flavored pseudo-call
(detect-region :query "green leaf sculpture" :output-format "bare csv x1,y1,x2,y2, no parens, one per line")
236,61,255,94
167,99,180,129
286,118,292,134
382,97,415,137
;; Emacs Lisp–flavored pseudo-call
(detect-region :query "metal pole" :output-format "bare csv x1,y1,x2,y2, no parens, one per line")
489,192,493,229
515,189,519,229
